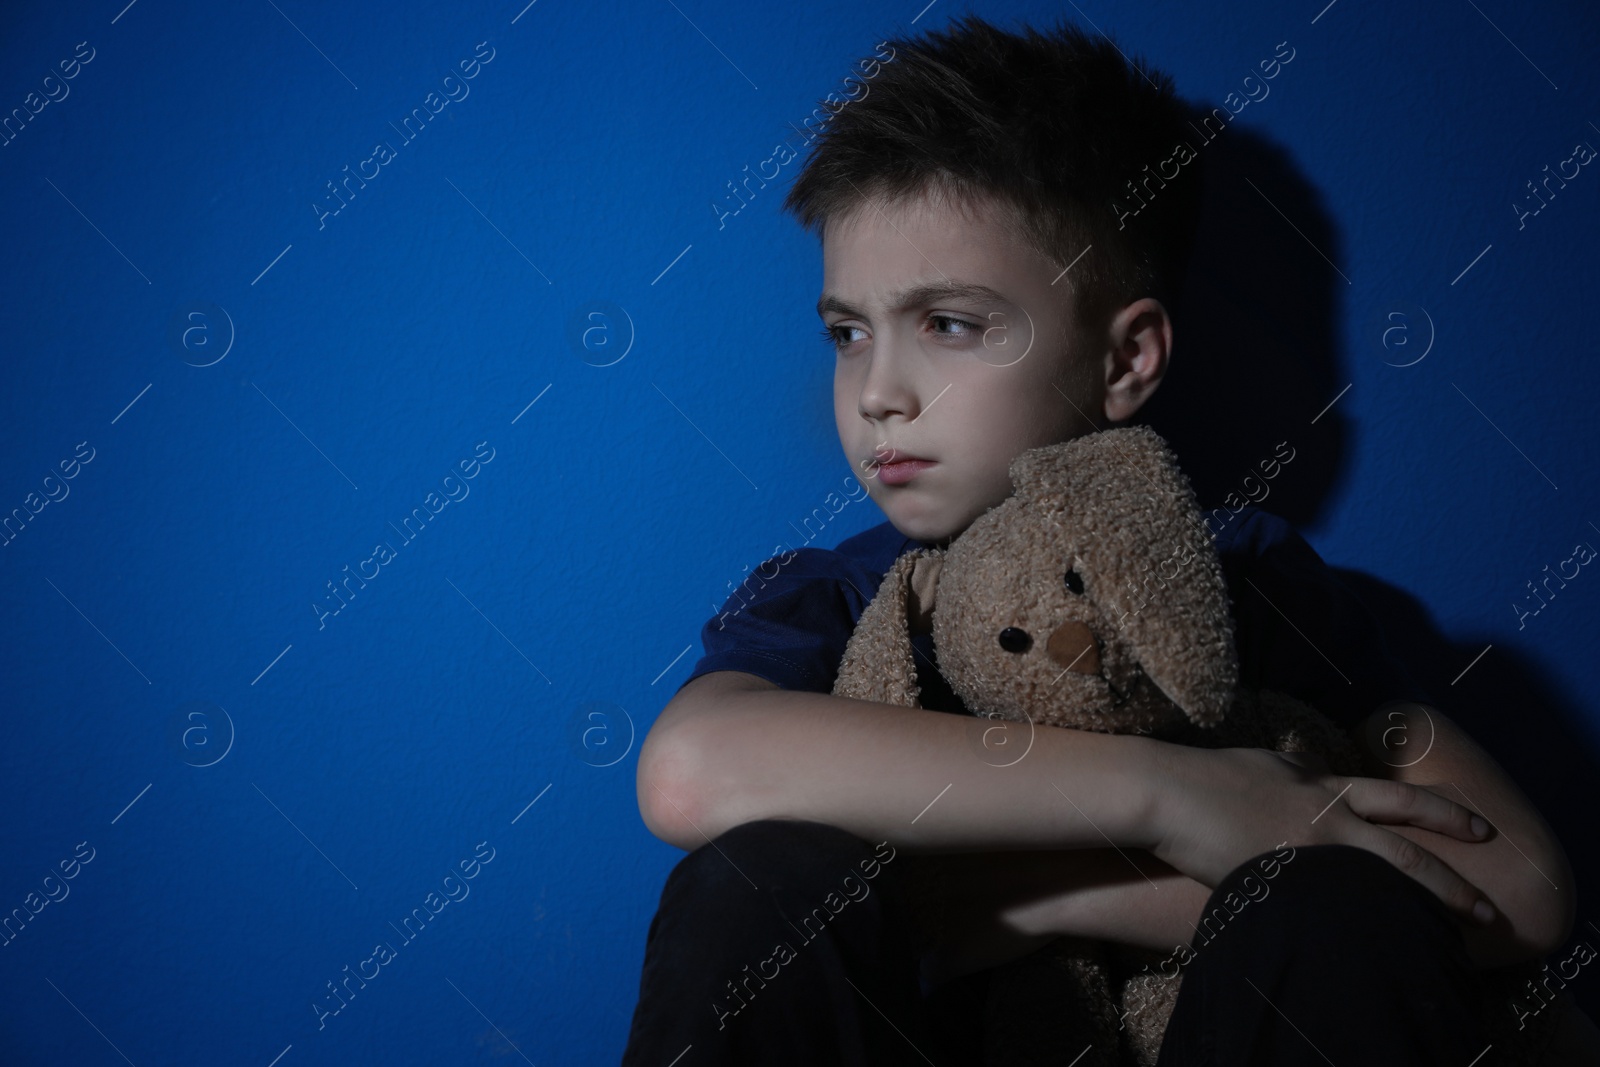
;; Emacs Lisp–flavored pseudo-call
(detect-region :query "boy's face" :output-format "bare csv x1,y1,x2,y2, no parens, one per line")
819,191,1105,545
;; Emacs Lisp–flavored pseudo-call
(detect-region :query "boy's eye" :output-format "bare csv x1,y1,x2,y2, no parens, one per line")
1063,569,1084,595
929,314,981,338
819,316,981,350
819,324,866,350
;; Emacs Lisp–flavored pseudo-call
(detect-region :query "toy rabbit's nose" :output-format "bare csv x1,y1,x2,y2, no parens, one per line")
1047,621,1101,674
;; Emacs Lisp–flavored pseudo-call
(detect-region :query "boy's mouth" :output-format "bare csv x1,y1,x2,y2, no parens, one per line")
874,457,936,485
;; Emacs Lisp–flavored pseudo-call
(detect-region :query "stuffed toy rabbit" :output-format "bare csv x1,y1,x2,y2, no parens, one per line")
831,425,1566,1066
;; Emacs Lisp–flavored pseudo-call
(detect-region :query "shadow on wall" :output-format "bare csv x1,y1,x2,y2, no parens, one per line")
1341,567,1600,1025
1133,101,1600,1023
1136,109,1350,529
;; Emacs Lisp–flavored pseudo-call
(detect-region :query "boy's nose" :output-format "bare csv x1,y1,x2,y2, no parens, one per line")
856,343,921,423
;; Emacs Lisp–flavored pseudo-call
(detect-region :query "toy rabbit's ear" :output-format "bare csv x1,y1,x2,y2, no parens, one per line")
1008,438,1077,500
1007,428,1125,501
1042,426,1237,725
907,551,943,635
833,549,944,708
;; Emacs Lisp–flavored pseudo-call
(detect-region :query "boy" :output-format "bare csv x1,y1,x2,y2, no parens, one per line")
624,15,1576,1064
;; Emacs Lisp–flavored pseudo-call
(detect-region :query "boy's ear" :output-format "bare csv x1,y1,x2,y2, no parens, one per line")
1102,297,1171,424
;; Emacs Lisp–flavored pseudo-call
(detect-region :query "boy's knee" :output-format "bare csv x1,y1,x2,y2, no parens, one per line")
709,817,879,871
1210,843,1449,937
666,818,881,901
716,816,874,853
1251,844,1423,902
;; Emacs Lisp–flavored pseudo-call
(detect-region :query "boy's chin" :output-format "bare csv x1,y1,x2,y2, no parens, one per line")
885,508,969,547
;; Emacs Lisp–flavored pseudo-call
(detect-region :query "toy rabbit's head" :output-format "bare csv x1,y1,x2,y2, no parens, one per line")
931,426,1237,734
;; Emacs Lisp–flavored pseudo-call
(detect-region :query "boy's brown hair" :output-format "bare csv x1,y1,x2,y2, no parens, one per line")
782,14,1204,359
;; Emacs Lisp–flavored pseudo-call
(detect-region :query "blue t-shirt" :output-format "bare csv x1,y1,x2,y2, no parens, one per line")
676,505,1432,731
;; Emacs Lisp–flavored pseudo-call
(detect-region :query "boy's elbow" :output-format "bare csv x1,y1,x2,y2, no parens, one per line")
637,722,711,851
1491,829,1578,962
637,671,778,850
1526,838,1578,957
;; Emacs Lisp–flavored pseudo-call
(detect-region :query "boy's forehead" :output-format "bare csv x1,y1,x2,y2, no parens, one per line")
818,191,1051,311
823,187,1021,248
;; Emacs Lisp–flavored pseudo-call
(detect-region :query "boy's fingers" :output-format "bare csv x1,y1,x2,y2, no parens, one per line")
1342,776,1492,843
1357,826,1494,926
1329,777,1497,924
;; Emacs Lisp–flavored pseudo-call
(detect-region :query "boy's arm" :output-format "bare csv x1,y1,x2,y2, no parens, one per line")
907,846,1210,987
922,700,1576,981
637,672,1497,921
1349,700,1577,967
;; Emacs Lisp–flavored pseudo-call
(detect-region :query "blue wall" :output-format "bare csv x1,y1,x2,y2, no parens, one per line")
1,0,1596,1061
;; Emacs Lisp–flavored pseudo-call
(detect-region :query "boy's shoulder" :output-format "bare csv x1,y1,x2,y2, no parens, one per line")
672,521,912,698
1209,504,1299,554
837,504,1293,564
680,504,1428,724
820,506,1325,604
795,505,1302,589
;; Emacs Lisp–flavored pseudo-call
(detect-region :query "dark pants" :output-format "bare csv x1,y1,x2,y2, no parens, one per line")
620,818,1487,1066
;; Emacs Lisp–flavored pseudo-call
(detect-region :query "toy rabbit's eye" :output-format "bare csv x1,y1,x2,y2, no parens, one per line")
998,627,1032,654
1063,569,1084,595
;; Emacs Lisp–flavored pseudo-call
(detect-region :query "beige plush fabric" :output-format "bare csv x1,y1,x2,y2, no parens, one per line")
935,427,1236,736
831,426,1567,1065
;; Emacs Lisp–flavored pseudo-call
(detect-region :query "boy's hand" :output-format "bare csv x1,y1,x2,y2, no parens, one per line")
910,847,1212,987
1145,744,1497,927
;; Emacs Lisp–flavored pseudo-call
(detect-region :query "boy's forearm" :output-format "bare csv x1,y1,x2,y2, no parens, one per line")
650,686,1168,855
934,848,1211,960
928,704,1573,979
1014,849,1213,951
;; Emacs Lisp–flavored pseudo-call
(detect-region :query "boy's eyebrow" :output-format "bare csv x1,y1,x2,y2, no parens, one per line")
815,281,1012,320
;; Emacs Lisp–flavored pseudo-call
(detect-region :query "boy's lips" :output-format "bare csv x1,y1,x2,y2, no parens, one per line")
874,456,936,485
